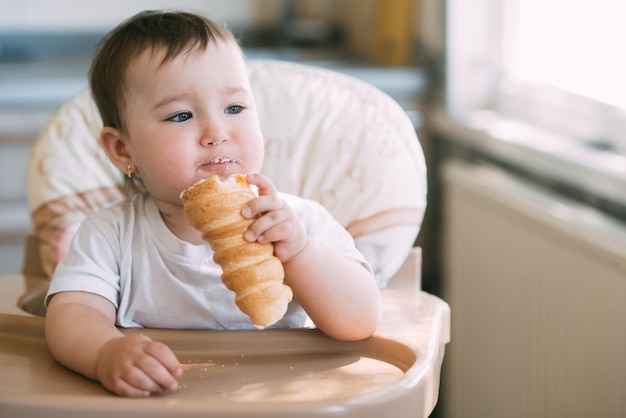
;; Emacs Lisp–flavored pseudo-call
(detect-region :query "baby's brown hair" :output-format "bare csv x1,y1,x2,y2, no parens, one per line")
89,10,236,134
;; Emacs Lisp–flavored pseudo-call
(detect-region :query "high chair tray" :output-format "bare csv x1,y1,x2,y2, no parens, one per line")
0,253,449,418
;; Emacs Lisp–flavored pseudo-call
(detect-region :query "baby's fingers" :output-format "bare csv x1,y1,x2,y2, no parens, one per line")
117,365,164,397
242,195,284,220
111,377,152,398
245,173,277,197
142,342,182,392
244,205,289,241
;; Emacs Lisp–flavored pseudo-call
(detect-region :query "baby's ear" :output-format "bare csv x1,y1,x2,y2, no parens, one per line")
100,126,132,173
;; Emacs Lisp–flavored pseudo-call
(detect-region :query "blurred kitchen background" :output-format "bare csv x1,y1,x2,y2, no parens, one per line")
1,0,432,275
1,1,625,417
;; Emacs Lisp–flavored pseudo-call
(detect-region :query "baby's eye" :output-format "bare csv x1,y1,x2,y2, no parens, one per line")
167,112,192,122
225,105,244,114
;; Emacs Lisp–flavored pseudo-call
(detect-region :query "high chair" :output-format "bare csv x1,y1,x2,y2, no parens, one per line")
0,60,449,417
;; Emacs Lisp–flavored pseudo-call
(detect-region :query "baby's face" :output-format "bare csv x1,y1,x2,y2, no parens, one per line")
121,40,265,207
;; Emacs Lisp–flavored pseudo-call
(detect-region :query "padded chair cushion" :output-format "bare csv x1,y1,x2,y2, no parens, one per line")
27,60,426,286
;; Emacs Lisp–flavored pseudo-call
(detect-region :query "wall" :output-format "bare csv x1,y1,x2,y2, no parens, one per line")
0,0,283,32
0,0,430,63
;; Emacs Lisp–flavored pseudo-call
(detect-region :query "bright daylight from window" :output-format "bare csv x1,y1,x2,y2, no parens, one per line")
510,0,626,110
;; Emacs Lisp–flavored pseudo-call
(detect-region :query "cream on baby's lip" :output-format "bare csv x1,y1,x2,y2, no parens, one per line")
196,157,237,169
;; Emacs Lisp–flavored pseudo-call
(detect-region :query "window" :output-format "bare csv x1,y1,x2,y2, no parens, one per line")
447,0,626,156
510,0,626,110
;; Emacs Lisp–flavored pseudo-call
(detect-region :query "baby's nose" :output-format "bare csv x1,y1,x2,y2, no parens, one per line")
199,123,228,146
200,137,227,146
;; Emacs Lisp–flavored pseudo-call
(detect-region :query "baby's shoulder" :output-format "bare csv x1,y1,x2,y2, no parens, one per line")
83,193,144,230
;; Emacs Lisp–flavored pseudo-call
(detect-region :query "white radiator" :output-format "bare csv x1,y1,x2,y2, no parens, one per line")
441,160,626,418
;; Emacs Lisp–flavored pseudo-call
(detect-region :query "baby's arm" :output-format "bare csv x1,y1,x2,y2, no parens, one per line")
282,239,382,341
45,291,182,397
243,174,382,341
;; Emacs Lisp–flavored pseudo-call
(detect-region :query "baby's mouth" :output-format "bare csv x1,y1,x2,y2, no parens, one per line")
197,157,236,168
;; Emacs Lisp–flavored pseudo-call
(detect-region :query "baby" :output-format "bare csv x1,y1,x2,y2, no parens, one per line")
44,10,381,398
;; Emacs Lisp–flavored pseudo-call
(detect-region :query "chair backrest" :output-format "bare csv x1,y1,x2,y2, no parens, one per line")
27,59,427,288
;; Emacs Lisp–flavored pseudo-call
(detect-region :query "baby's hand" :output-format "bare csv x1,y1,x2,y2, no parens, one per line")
243,173,307,263
96,334,182,397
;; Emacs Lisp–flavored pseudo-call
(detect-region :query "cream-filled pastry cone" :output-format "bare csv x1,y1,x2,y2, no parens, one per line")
180,174,293,328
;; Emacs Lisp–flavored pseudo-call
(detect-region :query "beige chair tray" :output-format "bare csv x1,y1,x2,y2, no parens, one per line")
0,250,449,418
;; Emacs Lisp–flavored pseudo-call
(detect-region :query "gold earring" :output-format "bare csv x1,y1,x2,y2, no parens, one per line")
126,165,135,178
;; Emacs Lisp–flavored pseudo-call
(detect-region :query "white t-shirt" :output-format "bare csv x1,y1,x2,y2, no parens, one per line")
46,192,371,330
